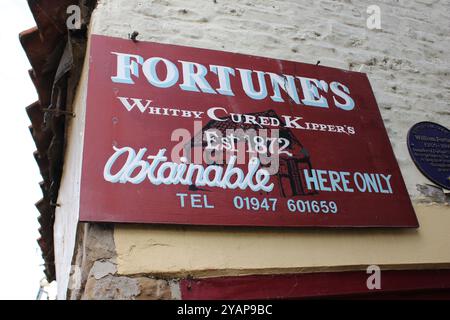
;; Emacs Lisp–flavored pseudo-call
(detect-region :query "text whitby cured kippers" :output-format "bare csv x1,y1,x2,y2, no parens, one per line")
110,52,356,110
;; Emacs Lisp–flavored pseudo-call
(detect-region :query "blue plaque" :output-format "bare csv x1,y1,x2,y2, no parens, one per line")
407,122,450,190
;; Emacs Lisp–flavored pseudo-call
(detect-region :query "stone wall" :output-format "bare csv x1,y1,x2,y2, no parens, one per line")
67,223,180,300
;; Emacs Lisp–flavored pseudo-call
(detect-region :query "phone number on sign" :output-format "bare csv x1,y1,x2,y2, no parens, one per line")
232,196,338,214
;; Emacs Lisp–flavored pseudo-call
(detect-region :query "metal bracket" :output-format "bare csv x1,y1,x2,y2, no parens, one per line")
129,31,139,42
50,201,61,208
42,108,76,118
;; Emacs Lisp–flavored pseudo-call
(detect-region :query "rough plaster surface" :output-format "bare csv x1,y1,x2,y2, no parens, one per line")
80,261,179,300
66,223,178,300
81,275,176,300
91,260,117,280
82,275,140,300
115,204,450,277
67,223,116,299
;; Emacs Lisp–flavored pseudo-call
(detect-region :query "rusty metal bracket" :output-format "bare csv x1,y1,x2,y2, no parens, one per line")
129,31,139,42
50,201,61,207
42,108,76,118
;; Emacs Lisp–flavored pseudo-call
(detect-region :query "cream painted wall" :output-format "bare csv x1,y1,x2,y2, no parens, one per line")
114,204,450,277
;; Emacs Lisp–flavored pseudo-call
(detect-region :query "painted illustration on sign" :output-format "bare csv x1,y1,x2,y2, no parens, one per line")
188,109,315,197
80,34,418,227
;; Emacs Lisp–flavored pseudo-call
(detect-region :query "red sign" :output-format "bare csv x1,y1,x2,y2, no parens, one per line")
80,34,418,227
